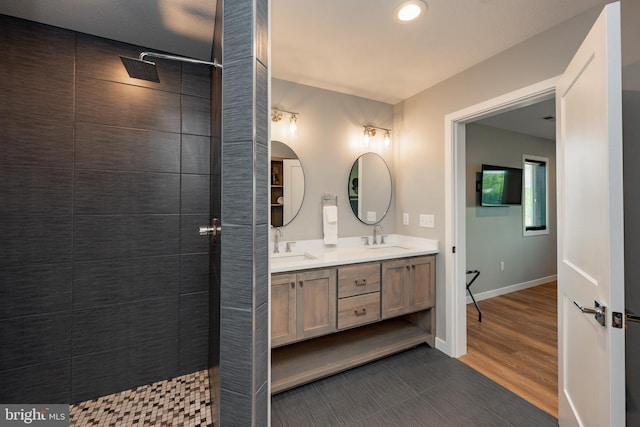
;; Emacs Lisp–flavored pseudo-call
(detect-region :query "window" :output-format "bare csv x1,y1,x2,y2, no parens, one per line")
523,156,548,236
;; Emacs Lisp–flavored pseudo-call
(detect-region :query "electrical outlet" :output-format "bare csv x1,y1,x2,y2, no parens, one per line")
419,214,435,228
403,213,409,225
367,211,376,222
500,262,505,271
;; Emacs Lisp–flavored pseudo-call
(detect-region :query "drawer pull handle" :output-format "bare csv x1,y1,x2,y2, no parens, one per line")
355,279,367,287
291,282,295,288
354,308,367,316
299,280,303,287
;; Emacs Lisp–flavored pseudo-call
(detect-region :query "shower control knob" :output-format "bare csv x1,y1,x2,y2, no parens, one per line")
199,218,221,244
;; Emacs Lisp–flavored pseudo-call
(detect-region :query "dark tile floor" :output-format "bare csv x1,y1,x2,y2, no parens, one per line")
271,345,558,427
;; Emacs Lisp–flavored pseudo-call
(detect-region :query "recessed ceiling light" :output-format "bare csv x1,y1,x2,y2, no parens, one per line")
395,0,427,23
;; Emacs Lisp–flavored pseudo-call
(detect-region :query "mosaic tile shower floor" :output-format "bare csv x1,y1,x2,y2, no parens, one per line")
70,370,214,427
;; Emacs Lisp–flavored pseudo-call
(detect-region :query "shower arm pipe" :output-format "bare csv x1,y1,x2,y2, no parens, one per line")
139,51,222,69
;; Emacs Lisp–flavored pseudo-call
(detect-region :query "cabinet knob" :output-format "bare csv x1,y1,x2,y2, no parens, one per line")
406,265,410,270
299,280,303,287
291,281,295,288
354,308,367,316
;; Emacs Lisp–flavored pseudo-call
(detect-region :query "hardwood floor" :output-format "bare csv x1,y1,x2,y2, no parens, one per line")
459,281,558,418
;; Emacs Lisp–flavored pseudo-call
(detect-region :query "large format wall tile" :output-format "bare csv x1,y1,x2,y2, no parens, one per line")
73,256,179,309
76,77,181,133
0,360,70,404
75,170,180,215
75,123,180,173
0,216,72,268
72,298,178,356
180,253,210,294
0,313,71,371
181,174,211,214
0,14,213,404
179,330,209,375
74,215,179,261
182,63,212,98
0,16,74,123
0,166,72,216
0,116,73,168
182,95,212,136
71,339,179,403
182,135,211,174
180,292,209,335
0,264,72,320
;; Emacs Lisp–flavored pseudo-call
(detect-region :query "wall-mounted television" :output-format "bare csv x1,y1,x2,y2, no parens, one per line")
480,164,523,206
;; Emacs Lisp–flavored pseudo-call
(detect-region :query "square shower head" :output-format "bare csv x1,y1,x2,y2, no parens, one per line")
119,55,160,83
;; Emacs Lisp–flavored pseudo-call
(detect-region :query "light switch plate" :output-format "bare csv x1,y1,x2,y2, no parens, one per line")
367,211,376,222
403,213,409,225
419,214,435,228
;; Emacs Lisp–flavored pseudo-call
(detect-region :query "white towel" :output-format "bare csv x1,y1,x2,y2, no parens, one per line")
323,206,338,245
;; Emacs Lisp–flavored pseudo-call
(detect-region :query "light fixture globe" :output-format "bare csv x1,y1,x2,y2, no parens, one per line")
395,0,427,23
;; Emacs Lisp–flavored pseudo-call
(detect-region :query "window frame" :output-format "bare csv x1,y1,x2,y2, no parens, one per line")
522,154,549,237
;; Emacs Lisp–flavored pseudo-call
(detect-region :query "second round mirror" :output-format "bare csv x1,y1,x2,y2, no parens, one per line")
348,152,392,224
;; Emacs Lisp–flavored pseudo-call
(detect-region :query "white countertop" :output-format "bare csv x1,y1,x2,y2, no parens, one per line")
271,235,439,273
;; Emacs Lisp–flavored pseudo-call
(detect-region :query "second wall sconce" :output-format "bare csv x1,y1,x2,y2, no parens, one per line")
272,108,299,137
363,125,392,147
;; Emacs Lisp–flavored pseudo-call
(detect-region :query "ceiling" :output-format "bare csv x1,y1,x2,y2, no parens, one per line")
476,98,556,141
0,0,611,105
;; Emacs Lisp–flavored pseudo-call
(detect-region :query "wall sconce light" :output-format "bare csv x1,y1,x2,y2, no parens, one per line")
362,125,392,147
272,108,299,137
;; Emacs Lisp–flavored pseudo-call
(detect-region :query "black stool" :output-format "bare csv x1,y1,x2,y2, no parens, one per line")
466,270,482,322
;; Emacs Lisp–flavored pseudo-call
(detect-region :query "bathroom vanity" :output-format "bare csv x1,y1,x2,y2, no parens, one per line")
270,236,438,393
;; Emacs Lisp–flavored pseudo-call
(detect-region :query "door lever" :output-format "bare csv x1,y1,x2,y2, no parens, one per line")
573,300,606,327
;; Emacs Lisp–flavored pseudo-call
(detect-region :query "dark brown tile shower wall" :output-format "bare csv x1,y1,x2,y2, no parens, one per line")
0,15,212,404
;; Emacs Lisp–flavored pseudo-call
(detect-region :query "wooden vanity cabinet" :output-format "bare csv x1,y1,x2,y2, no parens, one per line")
272,254,435,394
337,263,381,330
271,268,337,348
382,255,435,319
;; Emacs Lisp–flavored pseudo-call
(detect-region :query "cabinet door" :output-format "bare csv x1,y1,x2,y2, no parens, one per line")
381,259,411,319
410,256,435,311
297,269,337,340
271,273,297,347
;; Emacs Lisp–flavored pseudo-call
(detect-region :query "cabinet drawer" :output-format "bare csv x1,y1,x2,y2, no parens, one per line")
338,292,380,330
338,263,380,298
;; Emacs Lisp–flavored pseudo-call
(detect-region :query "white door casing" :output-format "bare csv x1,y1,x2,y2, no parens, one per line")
556,2,624,426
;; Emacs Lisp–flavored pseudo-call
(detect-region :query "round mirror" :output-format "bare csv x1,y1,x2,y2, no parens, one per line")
348,152,392,224
271,141,306,227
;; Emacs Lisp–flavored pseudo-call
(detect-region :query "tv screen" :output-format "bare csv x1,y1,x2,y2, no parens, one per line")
480,164,523,206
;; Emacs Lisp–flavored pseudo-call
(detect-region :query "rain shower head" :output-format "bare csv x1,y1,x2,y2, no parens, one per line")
120,51,222,83
120,56,160,83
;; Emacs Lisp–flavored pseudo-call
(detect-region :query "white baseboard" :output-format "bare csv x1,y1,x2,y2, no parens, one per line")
465,274,557,304
435,337,451,356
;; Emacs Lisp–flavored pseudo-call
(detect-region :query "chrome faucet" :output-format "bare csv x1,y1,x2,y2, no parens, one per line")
273,227,283,253
372,224,383,245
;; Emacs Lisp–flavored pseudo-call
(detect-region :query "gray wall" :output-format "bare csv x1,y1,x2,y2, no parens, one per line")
465,124,556,296
0,15,211,403
393,4,606,341
271,79,395,241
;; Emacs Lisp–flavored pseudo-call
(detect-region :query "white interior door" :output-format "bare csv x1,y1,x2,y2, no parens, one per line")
556,2,625,426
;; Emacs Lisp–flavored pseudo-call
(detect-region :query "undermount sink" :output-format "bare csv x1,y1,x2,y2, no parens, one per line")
271,252,317,263
367,245,410,251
